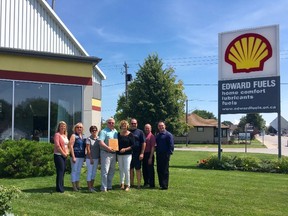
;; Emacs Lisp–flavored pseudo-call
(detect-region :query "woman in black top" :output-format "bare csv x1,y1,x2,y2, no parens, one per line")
117,120,135,191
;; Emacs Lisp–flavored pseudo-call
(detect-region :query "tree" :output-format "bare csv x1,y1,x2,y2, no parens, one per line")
237,113,266,134
115,54,187,135
192,109,216,119
222,120,233,126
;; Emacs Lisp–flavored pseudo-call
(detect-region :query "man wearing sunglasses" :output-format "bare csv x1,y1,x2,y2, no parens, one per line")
98,118,118,192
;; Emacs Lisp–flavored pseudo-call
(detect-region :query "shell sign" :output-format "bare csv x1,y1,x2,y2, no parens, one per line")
219,25,279,80
218,25,280,115
225,33,272,73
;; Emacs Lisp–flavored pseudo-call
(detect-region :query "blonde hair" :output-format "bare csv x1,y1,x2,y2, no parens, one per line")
56,121,67,136
119,120,129,130
73,122,84,133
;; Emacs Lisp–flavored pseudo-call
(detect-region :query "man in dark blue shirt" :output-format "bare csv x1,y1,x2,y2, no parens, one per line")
155,121,174,190
129,118,146,189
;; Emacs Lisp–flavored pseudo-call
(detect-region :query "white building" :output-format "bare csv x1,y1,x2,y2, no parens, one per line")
0,0,106,142
270,116,288,134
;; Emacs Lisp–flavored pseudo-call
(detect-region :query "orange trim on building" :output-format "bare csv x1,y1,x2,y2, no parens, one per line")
0,70,92,85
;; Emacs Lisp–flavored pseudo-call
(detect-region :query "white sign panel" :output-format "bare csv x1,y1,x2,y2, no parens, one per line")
219,25,279,81
218,25,280,114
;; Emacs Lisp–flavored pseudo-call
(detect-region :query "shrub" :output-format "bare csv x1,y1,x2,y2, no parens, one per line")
0,140,55,178
197,154,288,174
0,185,21,215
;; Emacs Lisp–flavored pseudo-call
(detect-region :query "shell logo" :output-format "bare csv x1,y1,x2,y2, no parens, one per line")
225,33,272,73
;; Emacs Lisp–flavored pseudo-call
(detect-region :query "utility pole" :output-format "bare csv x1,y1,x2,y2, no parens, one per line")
52,0,55,10
123,62,132,102
186,99,188,146
124,62,128,102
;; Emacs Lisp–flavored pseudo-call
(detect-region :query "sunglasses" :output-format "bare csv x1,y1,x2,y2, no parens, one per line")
76,126,82,129
108,122,115,124
92,130,97,132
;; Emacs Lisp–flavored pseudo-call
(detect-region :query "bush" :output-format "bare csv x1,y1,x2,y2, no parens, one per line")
197,154,288,174
0,140,55,178
0,185,21,215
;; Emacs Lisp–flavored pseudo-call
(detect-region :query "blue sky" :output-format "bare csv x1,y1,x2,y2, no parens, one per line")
51,0,288,125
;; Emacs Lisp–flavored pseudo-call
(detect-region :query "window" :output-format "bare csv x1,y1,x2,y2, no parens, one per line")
0,80,83,143
214,128,228,137
14,82,49,141
50,84,82,139
197,127,204,132
0,80,13,142
92,69,101,99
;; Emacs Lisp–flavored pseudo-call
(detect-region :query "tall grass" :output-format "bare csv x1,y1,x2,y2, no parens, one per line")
1,151,288,216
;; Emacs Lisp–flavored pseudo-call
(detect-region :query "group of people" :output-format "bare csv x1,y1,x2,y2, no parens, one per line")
53,117,174,193
53,121,99,193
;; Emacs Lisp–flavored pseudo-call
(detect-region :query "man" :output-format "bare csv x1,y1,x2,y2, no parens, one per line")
129,118,146,189
155,121,174,190
142,124,156,188
98,118,118,192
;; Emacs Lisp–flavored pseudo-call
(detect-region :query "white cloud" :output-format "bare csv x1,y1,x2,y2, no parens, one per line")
91,27,152,44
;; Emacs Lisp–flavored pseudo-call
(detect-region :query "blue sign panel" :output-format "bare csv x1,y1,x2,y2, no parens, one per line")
219,76,280,114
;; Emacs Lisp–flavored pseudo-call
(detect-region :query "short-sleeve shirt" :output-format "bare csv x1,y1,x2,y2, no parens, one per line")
130,129,146,153
144,132,156,153
117,132,135,155
86,136,100,159
98,127,118,150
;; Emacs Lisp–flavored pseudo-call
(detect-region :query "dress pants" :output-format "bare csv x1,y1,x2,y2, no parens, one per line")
142,152,155,187
54,154,66,192
156,152,170,189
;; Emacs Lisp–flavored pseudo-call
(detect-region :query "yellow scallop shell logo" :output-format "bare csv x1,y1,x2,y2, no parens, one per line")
225,33,272,73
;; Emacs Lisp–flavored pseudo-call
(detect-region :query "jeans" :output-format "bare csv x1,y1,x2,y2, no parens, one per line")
86,158,99,181
70,157,84,182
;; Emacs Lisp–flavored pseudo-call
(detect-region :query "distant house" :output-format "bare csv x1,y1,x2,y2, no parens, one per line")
174,113,230,144
270,116,288,135
228,124,238,136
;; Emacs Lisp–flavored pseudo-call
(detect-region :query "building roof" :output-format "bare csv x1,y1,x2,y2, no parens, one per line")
0,0,106,80
270,116,288,131
187,113,229,128
0,47,101,64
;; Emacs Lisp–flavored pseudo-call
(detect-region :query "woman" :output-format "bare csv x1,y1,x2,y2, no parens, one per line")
53,121,69,193
117,120,135,191
69,122,85,191
86,125,100,192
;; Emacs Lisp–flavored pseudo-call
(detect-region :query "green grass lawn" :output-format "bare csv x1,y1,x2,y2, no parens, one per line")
2,151,288,216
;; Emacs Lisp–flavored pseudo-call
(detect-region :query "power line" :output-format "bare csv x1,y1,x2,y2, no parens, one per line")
102,82,124,87
99,51,288,70
103,82,288,88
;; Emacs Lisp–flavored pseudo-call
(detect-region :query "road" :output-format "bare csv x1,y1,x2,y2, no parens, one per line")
175,134,288,156
255,134,288,156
